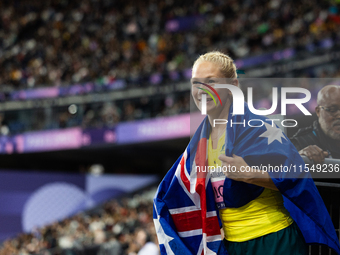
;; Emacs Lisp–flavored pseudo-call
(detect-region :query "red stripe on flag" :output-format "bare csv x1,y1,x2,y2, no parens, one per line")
206,216,222,236
195,137,208,238
195,138,207,179
180,156,190,192
171,210,202,232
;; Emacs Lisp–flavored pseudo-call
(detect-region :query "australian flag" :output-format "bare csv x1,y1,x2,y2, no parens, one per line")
153,103,340,255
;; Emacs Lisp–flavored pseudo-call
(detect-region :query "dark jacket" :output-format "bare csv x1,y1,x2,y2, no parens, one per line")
290,120,340,159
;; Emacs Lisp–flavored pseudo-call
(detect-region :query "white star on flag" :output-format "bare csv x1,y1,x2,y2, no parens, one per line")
259,122,287,145
153,215,175,255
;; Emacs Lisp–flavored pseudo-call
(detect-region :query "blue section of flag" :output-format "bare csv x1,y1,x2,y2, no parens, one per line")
164,176,196,209
153,156,204,255
223,103,340,254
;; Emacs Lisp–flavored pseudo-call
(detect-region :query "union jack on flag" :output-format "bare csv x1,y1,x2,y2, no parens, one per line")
153,119,226,255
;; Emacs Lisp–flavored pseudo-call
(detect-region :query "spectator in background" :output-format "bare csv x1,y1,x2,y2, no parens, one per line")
135,229,159,255
290,85,340,164
58,111,71,129
101,102,121,127
98,234,122,255
123,101,143,121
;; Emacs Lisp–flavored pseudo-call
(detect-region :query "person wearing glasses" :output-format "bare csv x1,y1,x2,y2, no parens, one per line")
290,85,340,164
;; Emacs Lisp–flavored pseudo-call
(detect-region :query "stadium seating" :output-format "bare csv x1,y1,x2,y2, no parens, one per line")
0,187,158,255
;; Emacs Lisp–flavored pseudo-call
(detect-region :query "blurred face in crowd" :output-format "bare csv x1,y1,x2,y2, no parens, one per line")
191,61,236,117
316,86,340,140
135,229,147,246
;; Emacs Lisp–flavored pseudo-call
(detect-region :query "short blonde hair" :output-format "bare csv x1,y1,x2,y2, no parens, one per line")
193,51,237,78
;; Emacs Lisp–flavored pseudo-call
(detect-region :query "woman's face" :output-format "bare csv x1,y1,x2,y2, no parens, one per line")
191,61,234,115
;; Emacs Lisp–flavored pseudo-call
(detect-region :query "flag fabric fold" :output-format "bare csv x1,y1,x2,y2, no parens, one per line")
153,103,340,255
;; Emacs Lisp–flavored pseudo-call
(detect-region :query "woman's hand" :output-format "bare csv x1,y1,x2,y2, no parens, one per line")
218,154,253,182
218,154,278,190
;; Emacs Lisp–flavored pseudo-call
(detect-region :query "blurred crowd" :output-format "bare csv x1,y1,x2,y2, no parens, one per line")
4,67,340,135
1,0,340,90
0,188,159,255
2,91,191,135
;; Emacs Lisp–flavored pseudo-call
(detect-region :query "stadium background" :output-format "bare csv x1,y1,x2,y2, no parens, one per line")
0,0,340,254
